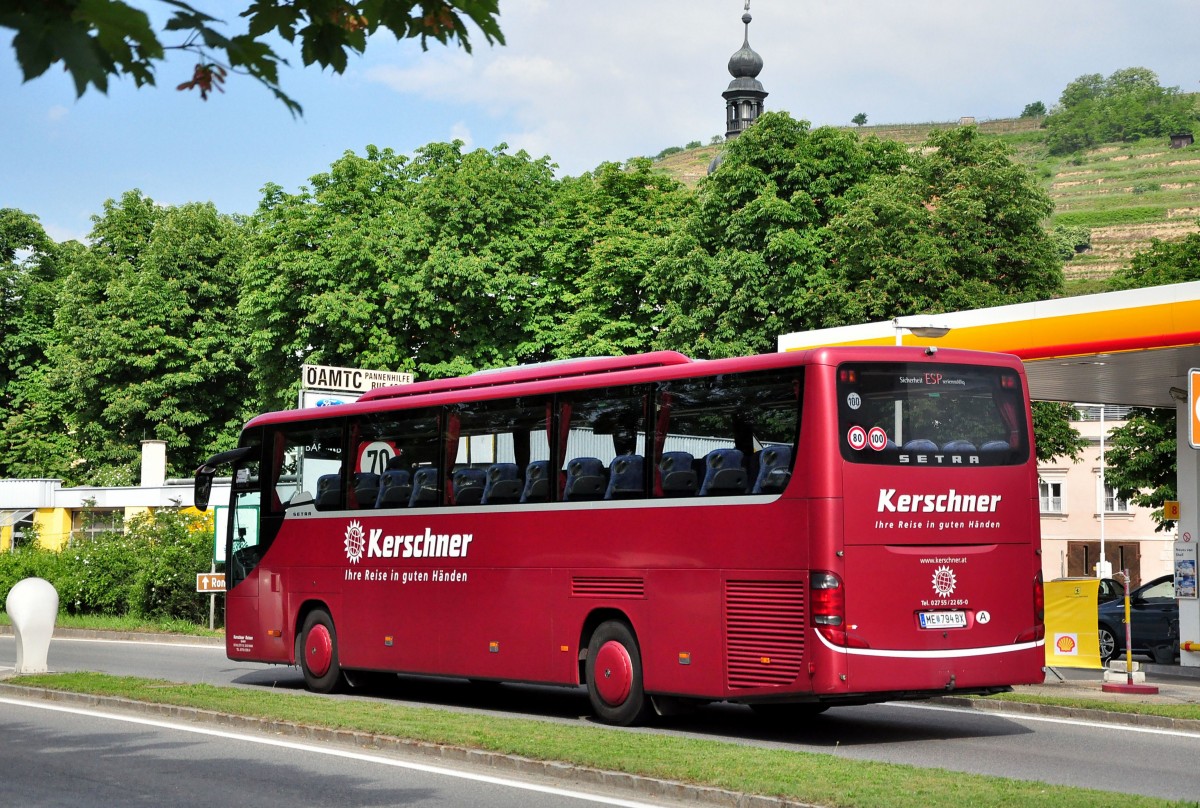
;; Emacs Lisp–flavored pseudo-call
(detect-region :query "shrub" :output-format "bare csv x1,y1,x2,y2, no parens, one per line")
1051,224,1092,261
0,506,216,625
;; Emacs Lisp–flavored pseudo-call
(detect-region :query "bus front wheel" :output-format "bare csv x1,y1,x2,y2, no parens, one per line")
299,609,344,694
586,621,650,726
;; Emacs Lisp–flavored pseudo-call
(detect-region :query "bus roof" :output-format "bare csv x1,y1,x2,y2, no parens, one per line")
357,351,693,402
247,347,1024,430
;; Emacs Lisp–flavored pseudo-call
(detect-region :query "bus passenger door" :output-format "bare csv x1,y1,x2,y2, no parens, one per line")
226,458,266,660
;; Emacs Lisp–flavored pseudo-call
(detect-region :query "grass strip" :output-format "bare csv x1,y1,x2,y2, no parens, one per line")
0,612,223,638
7,672,1186,808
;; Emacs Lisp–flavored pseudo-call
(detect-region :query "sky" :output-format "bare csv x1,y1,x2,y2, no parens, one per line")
3,0,1199,244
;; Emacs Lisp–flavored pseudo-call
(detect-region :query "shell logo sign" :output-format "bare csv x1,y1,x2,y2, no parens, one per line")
1190,368,1200,450
1045,579,1102,668
1055,634,1078,656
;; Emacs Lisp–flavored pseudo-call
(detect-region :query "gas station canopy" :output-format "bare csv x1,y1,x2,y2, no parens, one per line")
778,281,1200,408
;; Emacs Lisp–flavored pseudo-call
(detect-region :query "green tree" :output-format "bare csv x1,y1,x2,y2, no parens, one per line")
50,190,251,481
651,112,906,357
2,0,503,115
1108,230,1200,289
1031,401,1088,464
851,112,868,127
1044,67,1198,155
543,159,693,358
1020,101,1046,118
241,141,559,408
1105,408,1177,532
0,210,75,479
806,126,1063,328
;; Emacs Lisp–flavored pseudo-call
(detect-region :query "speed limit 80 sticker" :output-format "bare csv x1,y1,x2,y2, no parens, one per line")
847,425,868,450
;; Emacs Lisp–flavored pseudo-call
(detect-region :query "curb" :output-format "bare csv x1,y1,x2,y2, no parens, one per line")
0,682,818,808
0,626,223,646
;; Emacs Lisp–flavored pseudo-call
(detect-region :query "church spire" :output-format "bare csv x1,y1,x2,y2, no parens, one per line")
722,1,768,140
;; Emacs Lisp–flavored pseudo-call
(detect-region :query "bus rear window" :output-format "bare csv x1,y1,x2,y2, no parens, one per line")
837,363,1029,466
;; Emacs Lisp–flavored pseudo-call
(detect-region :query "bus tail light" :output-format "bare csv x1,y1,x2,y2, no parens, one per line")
1015,571,1046,644
1032,570,1045,641
811,571,869,648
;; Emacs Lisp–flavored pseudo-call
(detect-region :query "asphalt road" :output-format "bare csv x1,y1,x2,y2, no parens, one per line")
0,695,675,808
4,635,1200,801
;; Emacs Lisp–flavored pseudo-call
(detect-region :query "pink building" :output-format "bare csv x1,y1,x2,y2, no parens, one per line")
1039,406,1173,588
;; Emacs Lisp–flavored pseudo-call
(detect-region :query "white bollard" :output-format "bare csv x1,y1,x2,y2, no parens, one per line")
5,577,58,674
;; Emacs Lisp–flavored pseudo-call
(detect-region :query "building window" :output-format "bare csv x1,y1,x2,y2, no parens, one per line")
1101,484,1130,514
1039,477,1064,514
70,509,123,540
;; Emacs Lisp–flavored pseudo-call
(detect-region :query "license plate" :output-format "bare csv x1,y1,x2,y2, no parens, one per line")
919,610,967,629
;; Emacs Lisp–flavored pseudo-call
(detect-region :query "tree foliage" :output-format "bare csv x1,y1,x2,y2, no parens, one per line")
17,191,251,482
1105,408,1178,532
240,142,559,409
1044,67,1198,155
652,114,1062,358
1,118,1083,483
1,0,503,115
1108,230,1200,289
0,210,70,479
1031,401,1089,464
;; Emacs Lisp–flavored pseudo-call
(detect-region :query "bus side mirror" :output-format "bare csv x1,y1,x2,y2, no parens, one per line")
194,465,216,512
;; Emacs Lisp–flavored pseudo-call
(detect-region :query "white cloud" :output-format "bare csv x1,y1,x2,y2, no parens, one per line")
448,121,474,150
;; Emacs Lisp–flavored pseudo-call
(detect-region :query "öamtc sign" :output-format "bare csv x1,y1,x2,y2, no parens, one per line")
301,363,413,395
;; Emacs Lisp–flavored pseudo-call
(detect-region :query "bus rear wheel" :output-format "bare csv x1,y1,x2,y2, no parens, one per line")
586,621,650,726
298,609,344,694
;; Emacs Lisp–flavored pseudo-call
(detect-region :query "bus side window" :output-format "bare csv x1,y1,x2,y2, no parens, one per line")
557,385,649,501
448,396,552,506
655,369,800,498
272,423,345,512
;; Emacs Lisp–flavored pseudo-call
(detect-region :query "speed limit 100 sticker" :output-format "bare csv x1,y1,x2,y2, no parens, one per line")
867,426,888,451
847,425,868,450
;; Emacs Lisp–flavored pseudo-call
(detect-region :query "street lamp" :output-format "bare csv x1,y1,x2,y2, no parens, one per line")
892,316,951,346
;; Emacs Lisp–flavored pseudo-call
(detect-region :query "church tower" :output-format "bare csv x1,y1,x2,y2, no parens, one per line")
722,2,768,139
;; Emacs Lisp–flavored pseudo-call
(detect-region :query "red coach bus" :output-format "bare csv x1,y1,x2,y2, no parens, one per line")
195,347,1045,725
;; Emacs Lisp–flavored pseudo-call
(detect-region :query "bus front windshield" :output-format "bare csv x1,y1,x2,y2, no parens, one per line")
837,362,1029,466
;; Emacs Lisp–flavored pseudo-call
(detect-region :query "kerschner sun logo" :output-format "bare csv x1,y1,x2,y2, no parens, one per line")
931,565,957,598
344,520,366,564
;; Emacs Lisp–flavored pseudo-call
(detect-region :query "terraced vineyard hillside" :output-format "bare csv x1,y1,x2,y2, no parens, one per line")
654,116,1200,284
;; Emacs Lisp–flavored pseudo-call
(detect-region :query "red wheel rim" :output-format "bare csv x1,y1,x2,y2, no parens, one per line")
306,624,333,677
594,640,633,706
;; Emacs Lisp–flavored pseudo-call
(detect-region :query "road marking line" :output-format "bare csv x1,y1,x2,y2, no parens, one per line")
0,696,666,807
889,700,1200,739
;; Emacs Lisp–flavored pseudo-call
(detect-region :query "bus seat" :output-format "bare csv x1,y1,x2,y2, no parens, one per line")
315,474,341,510
605,455,644,499
659,451,698,496
563,456,606,501
482,463,522,505
375,468,412,508
699,448,748,496
941,440,976,452
452,467,486,505
751,445,792,494
409,467,440,507
901,438,939,452
353,472,380,507
980,440,1010,454
521,460,550,503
